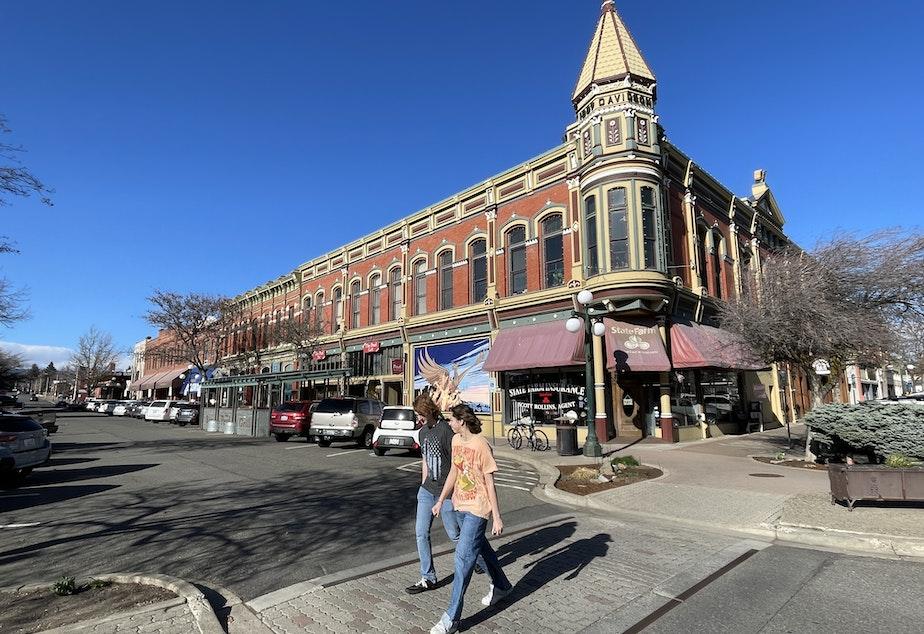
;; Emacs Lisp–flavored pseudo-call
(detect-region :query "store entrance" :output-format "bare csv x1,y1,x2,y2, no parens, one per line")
612,374,658,438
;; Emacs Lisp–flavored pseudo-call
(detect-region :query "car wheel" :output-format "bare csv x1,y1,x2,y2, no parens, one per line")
360,427,374,449
373,447,387,456
274,434,290,442
178,421,187,427
318,439,332,448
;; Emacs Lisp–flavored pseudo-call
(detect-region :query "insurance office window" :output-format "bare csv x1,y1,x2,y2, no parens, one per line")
507,226,527,294
608,187,629,270
584,196,599,275
389,267,402,321
439,251,453,310
414,260,427,315
542,214,564,287
333,287,343,332
369,273,381,325
470,239,487,303
350,281,361,328
640,186,658,269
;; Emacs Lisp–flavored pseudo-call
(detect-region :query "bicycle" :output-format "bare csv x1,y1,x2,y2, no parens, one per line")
506,417,550,451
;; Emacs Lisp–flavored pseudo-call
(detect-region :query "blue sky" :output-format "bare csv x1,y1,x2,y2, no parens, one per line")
1,1,921,369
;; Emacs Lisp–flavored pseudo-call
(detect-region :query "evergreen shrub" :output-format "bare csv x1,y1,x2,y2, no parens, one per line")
805,403,924,460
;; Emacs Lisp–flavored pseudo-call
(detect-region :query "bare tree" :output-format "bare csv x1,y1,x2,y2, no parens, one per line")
144,290,240,376
719,230,924,456
273,308,327,369
70,326,120,395
0,238,29,326
1,115,52,206
0,348,24,390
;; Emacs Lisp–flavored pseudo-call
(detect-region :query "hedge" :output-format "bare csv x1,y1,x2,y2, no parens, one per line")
805,403,924,460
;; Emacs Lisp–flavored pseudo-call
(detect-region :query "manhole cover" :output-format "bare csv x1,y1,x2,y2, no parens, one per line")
749,473,784,478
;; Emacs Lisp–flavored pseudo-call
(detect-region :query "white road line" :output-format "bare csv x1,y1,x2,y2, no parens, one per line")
0,522,43,528
0,493,41,498
325,449,367,458
494,475,538,484
495,484,531,492
285,444,316,450
397,461,422,472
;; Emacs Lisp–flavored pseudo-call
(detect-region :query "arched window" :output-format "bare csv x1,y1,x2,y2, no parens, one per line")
608,187,629,270
314,291,325,330
470,239,487,303
739,247,753,297
350,280,361,328
287,305,294,322
711,230,724,299
584,196,599,276
389,267,402,321
369,273,381,325
262,314,269,348
274,310,281,345
507,226,527,295
413,260,427,315
438,251,453,310
541,214,564,287
640,186,658,269
333,287,343,332
250,319,257,350
696,229,708,290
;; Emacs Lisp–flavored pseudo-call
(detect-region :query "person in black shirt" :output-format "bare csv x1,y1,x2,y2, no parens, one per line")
406,392,485,594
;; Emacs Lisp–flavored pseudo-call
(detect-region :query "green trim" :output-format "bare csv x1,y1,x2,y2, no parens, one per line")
202,367,350,389
499,311,572,329
407,323,491,344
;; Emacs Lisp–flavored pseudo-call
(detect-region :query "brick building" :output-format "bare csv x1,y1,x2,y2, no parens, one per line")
175,3,801,442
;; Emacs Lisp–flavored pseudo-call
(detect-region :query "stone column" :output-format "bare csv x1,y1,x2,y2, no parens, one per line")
592,329,609,443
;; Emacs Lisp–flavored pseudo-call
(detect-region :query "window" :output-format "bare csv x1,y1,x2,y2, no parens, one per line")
711,230,724,298
287,305,294,322
333,287,343,332
696,230,708,290
413,260,427,315
262,314,269,347
314,292,324,329
302,296,312,321
739,248,752,297
608,187,629,270
389,267,402,321
470,239,488,303
274,311,281,345
584,196,599,275
350,280,361,328
438,251,453,310
640,186,658,269
507,226,527,294
541,214,564,287
369,273,381,325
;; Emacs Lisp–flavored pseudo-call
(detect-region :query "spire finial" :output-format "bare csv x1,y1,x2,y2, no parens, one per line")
601,0,615,15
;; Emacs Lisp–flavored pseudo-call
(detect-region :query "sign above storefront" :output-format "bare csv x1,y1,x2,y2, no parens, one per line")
605,319,671,373
311,350,327,361
363,341,381,354
391,358,404,375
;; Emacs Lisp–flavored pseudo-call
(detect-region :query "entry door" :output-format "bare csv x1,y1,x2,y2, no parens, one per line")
613,377,647,438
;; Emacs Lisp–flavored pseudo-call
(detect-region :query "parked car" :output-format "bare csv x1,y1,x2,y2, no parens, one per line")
98,400,120,415
85,399,101,412
309,397,383,448
1,394,23,410
112,401,135,416
126,401,147,418
167,403,185,422
0,414,52,482
29,394,38,402
175,403,200,426
144,400,177,422
270,400,318,442
371,406,421,456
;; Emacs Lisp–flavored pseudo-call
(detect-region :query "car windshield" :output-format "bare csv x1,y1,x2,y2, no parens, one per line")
315,398,355,414
151,401,166,407
0,417,43,432
382,409,415,421
274,402,307,413
180,404,199,410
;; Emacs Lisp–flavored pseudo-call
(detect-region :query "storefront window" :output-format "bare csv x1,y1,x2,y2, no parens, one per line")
503,370,586,426
699,370,743,424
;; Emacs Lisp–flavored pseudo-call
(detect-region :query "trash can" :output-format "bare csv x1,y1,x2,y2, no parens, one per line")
556,425,579,456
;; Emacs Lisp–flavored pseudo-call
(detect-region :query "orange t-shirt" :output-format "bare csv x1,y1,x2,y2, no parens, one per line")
451,434,498,519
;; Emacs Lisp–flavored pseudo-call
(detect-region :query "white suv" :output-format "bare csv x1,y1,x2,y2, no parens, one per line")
372,406,421,456
144,400,177,422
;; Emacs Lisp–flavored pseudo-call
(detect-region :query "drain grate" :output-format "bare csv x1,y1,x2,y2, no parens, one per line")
748,473,784,478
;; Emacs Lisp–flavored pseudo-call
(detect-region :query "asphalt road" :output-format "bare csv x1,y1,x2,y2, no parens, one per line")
0,412,560,599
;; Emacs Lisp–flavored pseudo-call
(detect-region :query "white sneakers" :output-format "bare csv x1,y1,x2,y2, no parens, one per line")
480,583,513,607
429,621,458,634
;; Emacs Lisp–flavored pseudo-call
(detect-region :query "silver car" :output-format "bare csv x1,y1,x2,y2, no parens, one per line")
0,414,52,482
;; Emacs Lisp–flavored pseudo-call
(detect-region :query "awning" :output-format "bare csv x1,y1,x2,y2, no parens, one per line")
132,373,157,391
670,322,765,370
483,321,584,372
604,318,671,372
154,370,182,389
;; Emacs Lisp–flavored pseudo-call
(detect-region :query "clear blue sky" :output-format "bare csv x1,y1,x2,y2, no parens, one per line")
1,0,921,369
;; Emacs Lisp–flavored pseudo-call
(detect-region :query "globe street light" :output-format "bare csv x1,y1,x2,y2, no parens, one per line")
566,290,604,457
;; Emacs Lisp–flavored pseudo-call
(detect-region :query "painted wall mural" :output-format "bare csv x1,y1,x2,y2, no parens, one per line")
414,338,491,413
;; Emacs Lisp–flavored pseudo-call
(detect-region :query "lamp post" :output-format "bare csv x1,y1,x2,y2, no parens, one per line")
566,289,607,458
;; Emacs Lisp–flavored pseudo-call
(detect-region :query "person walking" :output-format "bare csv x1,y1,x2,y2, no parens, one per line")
406,393,485,595
429,404,513,634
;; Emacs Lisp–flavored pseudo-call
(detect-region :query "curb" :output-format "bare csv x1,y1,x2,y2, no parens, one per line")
1,573,224,634
774,523,924,559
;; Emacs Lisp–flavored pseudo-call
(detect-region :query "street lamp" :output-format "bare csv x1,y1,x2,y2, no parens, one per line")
565,290,606,457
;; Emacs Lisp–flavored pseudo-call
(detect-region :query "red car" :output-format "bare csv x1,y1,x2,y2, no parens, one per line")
270,401,318,442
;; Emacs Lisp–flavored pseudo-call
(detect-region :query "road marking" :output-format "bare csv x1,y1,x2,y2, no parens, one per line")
325,449,367,458
0,493,41,498
397,460,422,473
495,484,531,492
285,444,317,450
0,522,43,528
494,474,538,484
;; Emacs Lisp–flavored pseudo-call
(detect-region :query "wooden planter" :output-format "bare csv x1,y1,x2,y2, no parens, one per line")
828,463,924,510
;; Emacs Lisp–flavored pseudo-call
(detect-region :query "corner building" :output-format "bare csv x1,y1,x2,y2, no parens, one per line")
201,2,794,443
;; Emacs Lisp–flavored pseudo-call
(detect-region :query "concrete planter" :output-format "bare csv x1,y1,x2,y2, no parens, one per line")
828,463,924,510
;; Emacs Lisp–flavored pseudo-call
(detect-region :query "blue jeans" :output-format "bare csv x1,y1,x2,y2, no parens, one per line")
440,511,512,629
416,487,488,582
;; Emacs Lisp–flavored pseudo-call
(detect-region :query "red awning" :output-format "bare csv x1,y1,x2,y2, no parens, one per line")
483,321,584,372
154,370,182,388
670,322,765,370
132,373,157,391
604,318,671,372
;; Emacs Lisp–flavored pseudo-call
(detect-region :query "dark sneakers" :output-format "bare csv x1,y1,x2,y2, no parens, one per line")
406,578,437,594
474,564,485,575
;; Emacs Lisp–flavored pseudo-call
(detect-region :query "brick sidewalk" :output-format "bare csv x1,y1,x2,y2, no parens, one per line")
248,514,763,634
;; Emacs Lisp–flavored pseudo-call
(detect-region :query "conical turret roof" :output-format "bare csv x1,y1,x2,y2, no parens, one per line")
573,1,655,105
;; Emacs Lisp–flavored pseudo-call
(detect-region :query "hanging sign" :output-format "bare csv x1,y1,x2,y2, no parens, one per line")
362,341,381,354
812,359,831,376
311,350,327,361
391,358,404,375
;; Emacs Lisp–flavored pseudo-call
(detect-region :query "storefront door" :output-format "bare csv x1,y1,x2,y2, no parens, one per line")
612,376,649,438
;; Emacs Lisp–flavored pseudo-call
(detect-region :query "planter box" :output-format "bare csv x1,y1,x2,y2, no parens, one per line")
828,463,924,511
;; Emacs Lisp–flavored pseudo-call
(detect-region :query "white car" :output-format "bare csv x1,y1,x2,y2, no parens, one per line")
372,406,421,456
144,400,178,422
112,402,130,416
0,414,52,482
85,400,101,412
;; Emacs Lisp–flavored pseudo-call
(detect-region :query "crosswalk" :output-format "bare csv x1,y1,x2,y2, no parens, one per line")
396,456,540,493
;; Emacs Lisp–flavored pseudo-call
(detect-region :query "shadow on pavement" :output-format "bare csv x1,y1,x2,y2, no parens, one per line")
51,442,129,453
22,464,158,487
0,484,120,513
496,521,578,567
44,457,100,467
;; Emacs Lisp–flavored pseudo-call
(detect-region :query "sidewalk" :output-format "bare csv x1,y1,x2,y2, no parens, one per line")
509,423,924,558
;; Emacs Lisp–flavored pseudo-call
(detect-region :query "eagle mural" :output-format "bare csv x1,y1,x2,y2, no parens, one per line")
417,348,488,411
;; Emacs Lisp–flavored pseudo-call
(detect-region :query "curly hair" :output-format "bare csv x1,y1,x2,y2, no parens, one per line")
450,404,482,434
413,392,441,423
